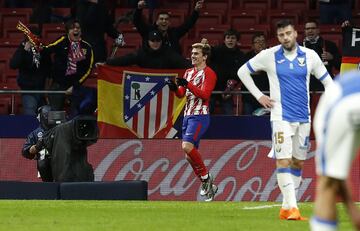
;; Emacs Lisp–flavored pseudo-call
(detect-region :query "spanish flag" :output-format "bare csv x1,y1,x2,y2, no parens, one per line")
97,65,186,138
340,26,360,73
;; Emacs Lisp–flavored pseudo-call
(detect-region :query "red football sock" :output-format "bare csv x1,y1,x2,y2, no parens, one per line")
186,147,208,178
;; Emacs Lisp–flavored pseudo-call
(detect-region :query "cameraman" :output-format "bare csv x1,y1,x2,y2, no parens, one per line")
22,105,53,182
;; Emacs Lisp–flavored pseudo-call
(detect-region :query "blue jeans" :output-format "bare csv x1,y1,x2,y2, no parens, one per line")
22,94,43,116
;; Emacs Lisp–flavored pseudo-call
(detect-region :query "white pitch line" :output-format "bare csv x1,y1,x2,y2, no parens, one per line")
243,204,282,210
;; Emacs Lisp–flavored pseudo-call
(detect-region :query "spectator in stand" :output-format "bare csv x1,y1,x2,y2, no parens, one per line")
134,0,204,55
318,0,352,24
207,29,246,115
303,20,341,91
242,32,270,115
73,0,125,63
44,19,95,116
104,30,191,69
9,26,52,116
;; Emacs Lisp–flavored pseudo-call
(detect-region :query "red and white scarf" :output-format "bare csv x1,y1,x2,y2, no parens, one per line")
65,41,85,76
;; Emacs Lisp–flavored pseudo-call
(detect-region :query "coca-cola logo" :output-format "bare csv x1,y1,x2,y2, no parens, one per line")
94,140,315,201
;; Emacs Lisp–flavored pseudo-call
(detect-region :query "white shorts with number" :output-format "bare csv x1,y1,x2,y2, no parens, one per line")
269,120,311,160
314,85,360,180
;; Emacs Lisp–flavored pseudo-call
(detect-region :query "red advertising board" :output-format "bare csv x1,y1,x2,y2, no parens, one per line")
1,139,359,201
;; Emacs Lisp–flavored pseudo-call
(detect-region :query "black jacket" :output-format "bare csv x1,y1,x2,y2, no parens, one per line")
133,8,199,54
10,42,51,90
75,0,120,63
303,36,341,90
44,36,94,89
209,44,246,91
106,44,191,69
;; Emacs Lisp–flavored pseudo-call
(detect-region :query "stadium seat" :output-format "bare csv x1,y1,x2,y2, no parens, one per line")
267,10,300,34
0,97,11,115
233,24,270,48
0,38,21,58
195,24,231,45
52,7,71,19
241,0,274,10
0,53,13,83
201,0,232,16
303,10,320,23
228,10,262,28
0,8,32,36
120,25,142,43
41,23,65,43
352,11,360,26
197,10,224,25
114,8,137,23
3,67,18,86
161,0,191,10
278,0,310,10
318,24,342,52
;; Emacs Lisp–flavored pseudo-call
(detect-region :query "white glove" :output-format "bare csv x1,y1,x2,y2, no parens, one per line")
115,33,125,46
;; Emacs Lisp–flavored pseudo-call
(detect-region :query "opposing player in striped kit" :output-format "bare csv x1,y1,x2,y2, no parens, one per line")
310,70,360,231
167,42,217,201
237,19,333,220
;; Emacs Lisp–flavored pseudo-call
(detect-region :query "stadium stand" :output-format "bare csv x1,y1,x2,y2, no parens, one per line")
197,9,224,25
0,0,346,115
228,9,262,27
278,0,310,11
241,0,274,10
41,23,65,43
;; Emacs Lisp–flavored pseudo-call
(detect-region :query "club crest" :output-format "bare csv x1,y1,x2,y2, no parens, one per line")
297,57,306,66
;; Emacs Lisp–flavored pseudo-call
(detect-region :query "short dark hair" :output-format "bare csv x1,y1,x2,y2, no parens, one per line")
157,11,170,18
251,32,265,43
224,28,240,40
65,19,80,33
276,19,294,30
304,20,319,27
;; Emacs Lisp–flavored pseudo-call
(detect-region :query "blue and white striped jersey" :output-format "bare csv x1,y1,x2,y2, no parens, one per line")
240,44,331,122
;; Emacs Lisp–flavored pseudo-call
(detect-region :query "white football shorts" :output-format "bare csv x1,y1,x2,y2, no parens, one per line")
269,120,311,160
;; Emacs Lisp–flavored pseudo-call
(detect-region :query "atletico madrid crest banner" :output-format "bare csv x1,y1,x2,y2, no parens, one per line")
97,65,186,138
340,26,360,73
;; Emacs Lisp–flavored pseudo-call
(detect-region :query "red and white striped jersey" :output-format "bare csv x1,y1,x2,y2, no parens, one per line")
182,66,217,116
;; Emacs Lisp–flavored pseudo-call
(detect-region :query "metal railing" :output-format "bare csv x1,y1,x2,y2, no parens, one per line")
0,90,67,115
0,89,324,116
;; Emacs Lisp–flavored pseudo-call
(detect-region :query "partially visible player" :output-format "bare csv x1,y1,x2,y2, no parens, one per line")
167,41,218,201
310,70,360,231
237,19,333,220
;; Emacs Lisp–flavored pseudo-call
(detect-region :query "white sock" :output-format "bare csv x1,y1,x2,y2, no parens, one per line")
277,168,297,209
310,216,337,231
291,168,302,200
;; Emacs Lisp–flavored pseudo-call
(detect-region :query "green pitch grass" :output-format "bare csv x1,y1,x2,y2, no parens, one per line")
0,201,354,231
